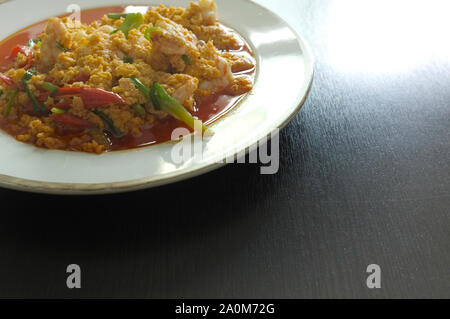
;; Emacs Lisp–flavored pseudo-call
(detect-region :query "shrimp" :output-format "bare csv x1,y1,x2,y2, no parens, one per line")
199,56,234,92
198,0,218,25
221,51,256,73
38,18,70,71
190,24,243,50
171,75,199,110
149,12,198,56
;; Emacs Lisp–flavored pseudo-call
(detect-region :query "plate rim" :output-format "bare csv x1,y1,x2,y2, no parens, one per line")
0,0,314,195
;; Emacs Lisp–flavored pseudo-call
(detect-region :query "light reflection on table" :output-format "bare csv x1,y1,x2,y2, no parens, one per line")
325,0,450,74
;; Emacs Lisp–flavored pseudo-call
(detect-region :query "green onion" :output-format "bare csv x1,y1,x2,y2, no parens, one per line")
22,68,46,114
107,13,129,20
131,103,146,116
4,88,18,117
50,107,66,115
123,56,133,64
41,82,59,97
130,77,211,134
150,83,211,134
129,78,151,99
56,41,70,52
144,27,161,42
181,55,191,64
91,109,124,138
0,89,3,97
41,82,59,92
110,13,144,39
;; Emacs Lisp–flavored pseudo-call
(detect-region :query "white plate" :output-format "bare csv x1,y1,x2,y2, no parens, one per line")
0,0,314,195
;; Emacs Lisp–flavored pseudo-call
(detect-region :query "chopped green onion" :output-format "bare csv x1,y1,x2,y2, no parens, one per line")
56,41,70,52
181,55,191,64
144,27,161,42
0,89,3,97
123,56,133,64
107,13,129,20
4,88,18,117
50,107,66,115
110,13,144,39
129,78,151,99
130,77,211,134
150,83,211,134
41,82,59,92
91,109,124,138
22,68,46,114
41,82,59,97
131,103,146,116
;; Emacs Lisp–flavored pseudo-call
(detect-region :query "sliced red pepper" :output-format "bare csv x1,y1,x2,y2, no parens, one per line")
0,74,24,90
55,87,83,95
52,113,94,128
80,88,127,109
8,45,33,70
48,99,72,111
55,87,126,109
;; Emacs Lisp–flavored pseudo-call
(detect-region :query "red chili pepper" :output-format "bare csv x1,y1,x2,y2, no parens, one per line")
0,73,24,90
55,87,83,95
55,87,126,109
80,88,127,109
8,45,33,70
48,99,72,111
52,113,94,128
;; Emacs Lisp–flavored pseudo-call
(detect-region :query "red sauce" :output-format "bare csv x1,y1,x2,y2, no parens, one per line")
0,6,255,152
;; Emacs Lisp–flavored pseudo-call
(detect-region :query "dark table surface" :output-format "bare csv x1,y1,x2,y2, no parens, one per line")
0,0,449,298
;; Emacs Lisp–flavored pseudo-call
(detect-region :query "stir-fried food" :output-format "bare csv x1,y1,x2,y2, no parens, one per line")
0,0,255,153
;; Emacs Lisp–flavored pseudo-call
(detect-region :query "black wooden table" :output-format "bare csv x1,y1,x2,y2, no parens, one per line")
0,0,448,298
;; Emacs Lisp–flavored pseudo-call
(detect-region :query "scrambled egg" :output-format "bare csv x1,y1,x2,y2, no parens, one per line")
0,0,254,153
